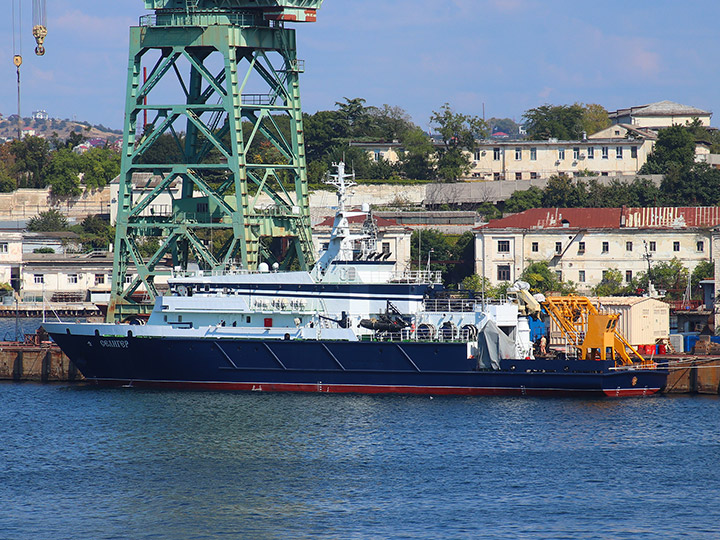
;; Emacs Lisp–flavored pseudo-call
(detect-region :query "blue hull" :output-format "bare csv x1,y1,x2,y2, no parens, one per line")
48,332,668,397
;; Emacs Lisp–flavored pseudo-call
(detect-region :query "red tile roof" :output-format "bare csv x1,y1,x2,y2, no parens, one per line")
480,207,720,230
315,214,400,228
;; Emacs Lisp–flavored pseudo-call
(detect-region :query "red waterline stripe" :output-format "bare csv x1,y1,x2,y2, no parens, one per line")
90,379,662,397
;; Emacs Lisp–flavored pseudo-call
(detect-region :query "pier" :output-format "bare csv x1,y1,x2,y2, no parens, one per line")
0,335,82,382
0,302,102,319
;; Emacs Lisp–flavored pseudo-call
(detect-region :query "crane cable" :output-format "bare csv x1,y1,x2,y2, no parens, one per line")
12,0,22,140
32,0,47,56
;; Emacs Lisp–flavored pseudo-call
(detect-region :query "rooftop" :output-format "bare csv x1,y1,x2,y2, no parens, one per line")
610,100,712,119
480,206,720,230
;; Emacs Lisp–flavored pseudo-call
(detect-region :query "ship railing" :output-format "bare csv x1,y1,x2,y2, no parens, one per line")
389,270,443,284
423,298,479,313
366,326,476,343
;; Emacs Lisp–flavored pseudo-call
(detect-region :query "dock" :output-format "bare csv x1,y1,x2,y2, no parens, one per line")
0,334,82,382
660,356,720,395
0,302,102,318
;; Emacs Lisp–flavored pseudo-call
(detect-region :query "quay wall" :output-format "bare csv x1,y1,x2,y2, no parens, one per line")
662,357,720,394
0,343,82,382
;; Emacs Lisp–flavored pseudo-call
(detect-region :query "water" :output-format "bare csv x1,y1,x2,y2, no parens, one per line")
0,385,718,540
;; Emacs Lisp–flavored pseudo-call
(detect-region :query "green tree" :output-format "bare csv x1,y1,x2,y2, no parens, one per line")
691,260,714,292
660,162,720,206
44,148,83,196
640,258,689,300
11,136,50,188
399,127,435,180
410,229,454,282
541,174,588,207
81,148,121,189
592,268,624,296
504,186,543,213
640,124,696,174
27,209,68,231
522,103,585,140
520,261,576,295
580,104,611,136
430,103,488,181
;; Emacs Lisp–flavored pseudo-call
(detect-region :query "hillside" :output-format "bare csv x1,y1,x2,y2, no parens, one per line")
0,113,123,143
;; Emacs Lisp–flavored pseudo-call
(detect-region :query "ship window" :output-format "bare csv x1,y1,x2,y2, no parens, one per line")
246,316,251,324
164,315,167,322
178,316,182,322
204,285,209,292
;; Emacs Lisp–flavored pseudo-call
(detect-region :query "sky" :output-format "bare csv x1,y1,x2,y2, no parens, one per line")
2,0,720,131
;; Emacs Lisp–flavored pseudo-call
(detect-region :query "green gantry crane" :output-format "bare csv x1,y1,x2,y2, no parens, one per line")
109,0,323,322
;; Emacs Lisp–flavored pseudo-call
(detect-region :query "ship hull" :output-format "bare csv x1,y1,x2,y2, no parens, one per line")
47,331,668,397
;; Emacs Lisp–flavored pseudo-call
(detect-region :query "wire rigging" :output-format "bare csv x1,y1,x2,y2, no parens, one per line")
32,0,48,56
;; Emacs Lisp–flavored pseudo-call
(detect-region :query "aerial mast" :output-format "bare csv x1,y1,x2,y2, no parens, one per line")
108,0,323,322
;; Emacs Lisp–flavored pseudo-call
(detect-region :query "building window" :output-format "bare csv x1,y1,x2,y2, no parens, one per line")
530,172,539,179
474,149,481,161
555,242,562,254
382,242,391,255
493,172,501,181
125,274,133,284
626,270,633,282
573,147,580,160
673,241,680,252
697,241,704,252
578,241,585,253
497,240,510,253
34,274,44,284
515,172,522,180
602,241,609,253
602,146,609,159
601,172,609,176
95,274,105,286
0,242,7,253
626,241,633,252
493,147,501,161
631,146,638,159
578,270,585,282
497,265,511,281
649,241,656,251
555,271,562,281
587,147,594,160
531,242,539,252
68,274,78,284
374,151,383,162
616,146,623,159
558,148,565,160
602,270,608,279
530,147,537,161
515,147,522,160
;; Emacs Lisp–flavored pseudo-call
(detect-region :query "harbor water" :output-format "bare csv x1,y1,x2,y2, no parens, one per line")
1,384,719,539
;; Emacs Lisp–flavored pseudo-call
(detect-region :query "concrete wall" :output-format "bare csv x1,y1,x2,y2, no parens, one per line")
0,187,111,223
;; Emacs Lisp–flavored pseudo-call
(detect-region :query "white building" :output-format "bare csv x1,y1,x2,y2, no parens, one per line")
609,100,712,129
475,207,719,293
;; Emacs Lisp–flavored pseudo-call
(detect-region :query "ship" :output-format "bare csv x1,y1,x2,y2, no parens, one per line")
43,163,667,397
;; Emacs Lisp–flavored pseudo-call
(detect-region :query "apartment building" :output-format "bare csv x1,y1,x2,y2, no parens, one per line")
475,207,719,292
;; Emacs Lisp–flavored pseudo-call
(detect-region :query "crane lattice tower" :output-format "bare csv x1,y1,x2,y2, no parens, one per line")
109,0,323,321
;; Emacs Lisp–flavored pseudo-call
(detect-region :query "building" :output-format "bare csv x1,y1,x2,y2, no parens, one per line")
109,173,182,225
351,131,656,182
32,110,49,120
609,100,712,129
475,207,719,292
466,136,654,181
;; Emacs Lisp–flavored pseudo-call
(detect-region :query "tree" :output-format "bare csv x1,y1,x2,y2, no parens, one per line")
10,136,50,188
399,127,435,180
27,209,68,232
580,104,611,136
691,260,714,292
44,148,83,197
639,258,689,300
504,186,543,213
541,174,588,207
520,261,576,295
522,104,585,140
430,103,488,181
640,124,696,174
487,117,520,138
367,104,415,141
81,148,121,190
335,97,368,138
410,229,454,282
592,269,625,296
660,161,720,206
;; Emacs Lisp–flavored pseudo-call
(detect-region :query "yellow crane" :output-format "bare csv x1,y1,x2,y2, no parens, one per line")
542,296,652,368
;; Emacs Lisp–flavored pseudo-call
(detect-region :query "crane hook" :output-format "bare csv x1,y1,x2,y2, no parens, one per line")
32,24,47,56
